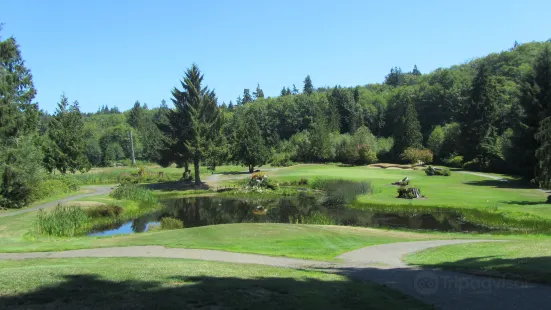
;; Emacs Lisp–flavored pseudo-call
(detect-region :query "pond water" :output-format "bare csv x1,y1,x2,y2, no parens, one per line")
88,196,493,236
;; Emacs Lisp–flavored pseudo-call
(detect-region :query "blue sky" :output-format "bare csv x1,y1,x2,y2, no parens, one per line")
3,0,551,113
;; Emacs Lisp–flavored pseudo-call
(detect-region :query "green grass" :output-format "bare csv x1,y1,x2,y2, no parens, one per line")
0,258,429,310
404,240,551,284
0,214,441,260
271,164,551,219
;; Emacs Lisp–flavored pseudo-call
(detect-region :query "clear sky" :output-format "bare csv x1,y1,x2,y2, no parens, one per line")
3,0,551,113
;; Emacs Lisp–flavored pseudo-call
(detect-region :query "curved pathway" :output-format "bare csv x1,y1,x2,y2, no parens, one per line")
1,240,550,309
0,186,115,218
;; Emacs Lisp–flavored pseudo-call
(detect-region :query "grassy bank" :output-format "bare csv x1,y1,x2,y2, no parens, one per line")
0,257,428,309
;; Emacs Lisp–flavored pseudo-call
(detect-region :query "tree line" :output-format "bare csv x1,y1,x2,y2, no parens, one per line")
2,23,551,208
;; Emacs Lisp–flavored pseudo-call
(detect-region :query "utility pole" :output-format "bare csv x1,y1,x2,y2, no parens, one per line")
130,130,136,166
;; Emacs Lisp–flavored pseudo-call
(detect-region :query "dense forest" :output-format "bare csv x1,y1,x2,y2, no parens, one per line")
2,25,551,208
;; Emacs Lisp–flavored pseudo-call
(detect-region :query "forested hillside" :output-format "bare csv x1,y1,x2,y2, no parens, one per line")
2,22,551,208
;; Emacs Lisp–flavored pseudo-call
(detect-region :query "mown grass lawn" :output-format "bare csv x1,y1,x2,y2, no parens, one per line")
0,257,429,310
404,240,551,284
269,164,551,218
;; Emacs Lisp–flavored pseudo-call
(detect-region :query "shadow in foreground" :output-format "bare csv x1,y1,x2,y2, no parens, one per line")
0,273,426,310
2,262,551,310
405,255,551,285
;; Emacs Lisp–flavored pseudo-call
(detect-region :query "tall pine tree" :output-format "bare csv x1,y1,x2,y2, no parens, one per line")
460,64,499,168
513,46,551,178
303,75,314,95
393,95,423,156
45,95,89,174
158,64,221,185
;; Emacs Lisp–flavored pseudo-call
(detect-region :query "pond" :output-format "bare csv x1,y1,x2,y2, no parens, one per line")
88,195,493,236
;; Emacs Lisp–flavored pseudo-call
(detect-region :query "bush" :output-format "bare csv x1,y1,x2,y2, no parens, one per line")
400,148,434,164
270,153,294,167
357,145,378,165
85,204,124,218
160,217,184,230
439,167,451,176
244,173,279,191
425,166,451,176
36,205,89,237
110,184,158,204
445,155,464,168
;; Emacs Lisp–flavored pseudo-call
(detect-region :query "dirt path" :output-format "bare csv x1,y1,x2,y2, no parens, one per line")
0,186,115,218
1,240,549,309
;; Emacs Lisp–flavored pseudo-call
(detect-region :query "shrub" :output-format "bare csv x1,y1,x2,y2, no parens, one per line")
36,205,89,237
32,179,71,201
270,153,294,167
244,173,279,191
400,148,433,164
439,167,451,176
85,204,124,218
160,217,184,230
445,155,464,168
425,166,452,176
357,145,378,165
298,178,308,185
110,184,158,203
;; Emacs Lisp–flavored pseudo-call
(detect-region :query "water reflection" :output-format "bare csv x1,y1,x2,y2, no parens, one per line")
89,195,492,236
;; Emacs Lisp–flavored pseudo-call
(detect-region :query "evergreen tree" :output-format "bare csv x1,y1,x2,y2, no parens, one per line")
0,28,38,142
45,95,90,174
353,86,360,103
412,65,421,76
384,67,405,87
253,84,264,99
286,87,291,96
0,27,42,208
280,87,288,96
303,75,314,95
158,64,221,185
233,111,269,172
460,64,499,167
127,100,145,129
513,46,551,178
242,89,253,104
292,84,299,95
228,100,234,111
535,117,551,188
393,95,423,155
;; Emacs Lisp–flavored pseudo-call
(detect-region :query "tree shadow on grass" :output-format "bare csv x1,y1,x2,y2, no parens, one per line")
0,272,427,310
407,255,551,286
463,179,535,190
498,201,549,206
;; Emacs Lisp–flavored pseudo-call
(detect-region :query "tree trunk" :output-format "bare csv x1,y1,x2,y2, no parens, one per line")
249,165,254,173
194,158,201,185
